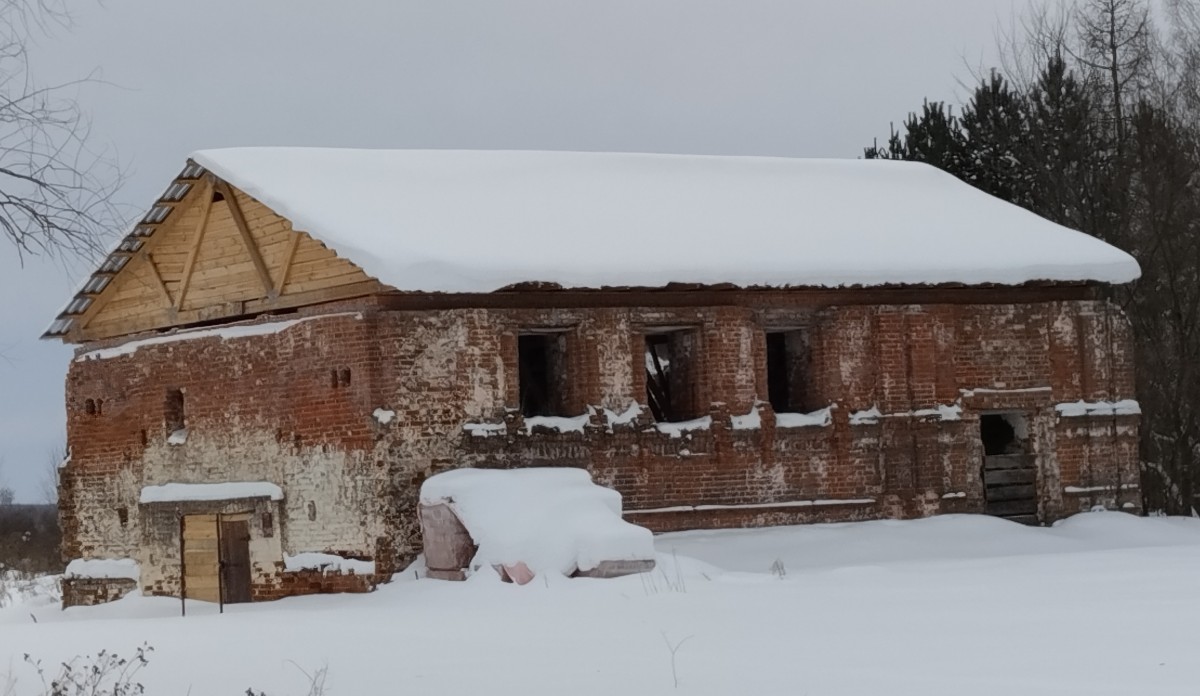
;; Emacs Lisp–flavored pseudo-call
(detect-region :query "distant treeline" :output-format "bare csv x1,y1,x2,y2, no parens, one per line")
0,504,61,574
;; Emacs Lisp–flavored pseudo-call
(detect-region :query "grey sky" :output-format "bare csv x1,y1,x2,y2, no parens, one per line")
0,0,1017,500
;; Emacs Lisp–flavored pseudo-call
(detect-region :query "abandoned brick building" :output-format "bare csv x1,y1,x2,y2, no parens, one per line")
45,149,1142,607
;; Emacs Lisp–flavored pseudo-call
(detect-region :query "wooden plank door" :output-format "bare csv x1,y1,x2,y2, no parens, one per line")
219,518,253,604
983,453,1038,524
182,514,220,602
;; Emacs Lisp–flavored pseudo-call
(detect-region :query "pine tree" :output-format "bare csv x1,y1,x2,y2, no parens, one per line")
863,101,966,176
960,71,1035,207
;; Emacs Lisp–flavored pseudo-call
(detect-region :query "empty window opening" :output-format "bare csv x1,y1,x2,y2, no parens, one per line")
307,501,317,521
765,330,812,413
116,507,128,528
95,399,104,416
519,333,569,417
644,329,701,423
980,413,1025,455
331,368,352,388
164,388,185,435
84,399,96,416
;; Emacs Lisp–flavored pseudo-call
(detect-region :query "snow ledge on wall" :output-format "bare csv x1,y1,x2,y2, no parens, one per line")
1055,400,1141,417
75,312,364,362
64,558,140,581
284,553,375,575
139,481,284,504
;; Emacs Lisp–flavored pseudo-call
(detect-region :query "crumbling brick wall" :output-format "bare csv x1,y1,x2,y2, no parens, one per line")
60,293,1139,605
61,577,137,607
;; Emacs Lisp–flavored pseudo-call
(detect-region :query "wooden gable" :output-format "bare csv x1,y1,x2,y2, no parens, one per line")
48,165,385,343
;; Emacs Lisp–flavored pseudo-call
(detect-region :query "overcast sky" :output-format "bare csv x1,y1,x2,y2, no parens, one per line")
0,0,1019,501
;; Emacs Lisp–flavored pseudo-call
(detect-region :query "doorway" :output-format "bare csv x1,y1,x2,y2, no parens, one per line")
978,413,1038,524
218,517,252,603
181,512,253,604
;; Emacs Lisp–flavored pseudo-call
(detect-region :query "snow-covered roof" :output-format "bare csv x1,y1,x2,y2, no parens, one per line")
189,148,1140,291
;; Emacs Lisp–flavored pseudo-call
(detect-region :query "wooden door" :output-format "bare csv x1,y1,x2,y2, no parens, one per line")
182,514,220,602
979,413,1039,525
219,518,252,604
982,453,1038,523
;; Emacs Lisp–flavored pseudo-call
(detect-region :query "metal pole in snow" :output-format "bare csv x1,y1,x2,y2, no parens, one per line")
216,512,225,614
178,514,186,618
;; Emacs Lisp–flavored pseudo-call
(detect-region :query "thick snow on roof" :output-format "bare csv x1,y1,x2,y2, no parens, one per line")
191,148,1140,291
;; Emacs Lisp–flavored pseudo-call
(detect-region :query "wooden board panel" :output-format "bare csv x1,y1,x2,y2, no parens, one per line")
985,484,1036,502
182,514,219,603
985,469,1036,486
983,454,1038,523
75,178,382,341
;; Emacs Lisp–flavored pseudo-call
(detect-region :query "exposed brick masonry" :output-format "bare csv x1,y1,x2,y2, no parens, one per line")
60,296,1139,605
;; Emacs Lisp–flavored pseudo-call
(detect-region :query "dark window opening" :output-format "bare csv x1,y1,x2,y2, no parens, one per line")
116,507,128,528
307,500,317,521
331,368,352,388
645,329,701,423
519,333,568,417
262,512,274,538
765,330,812,413
164,388,185,435
212,190,225,202
980,414,1021,455
84,399,96,416
95,399,104,416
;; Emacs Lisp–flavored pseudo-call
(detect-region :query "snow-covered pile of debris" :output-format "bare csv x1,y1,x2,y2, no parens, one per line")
420,467,654,578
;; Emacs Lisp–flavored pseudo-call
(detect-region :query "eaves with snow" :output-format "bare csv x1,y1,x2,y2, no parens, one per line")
44,148,1140,339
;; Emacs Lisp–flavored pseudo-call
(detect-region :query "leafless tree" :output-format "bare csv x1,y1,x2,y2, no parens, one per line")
0,0,122,261
38,444,63,504
0,456,13,506
1071,0,1154,149
881,0,1200,514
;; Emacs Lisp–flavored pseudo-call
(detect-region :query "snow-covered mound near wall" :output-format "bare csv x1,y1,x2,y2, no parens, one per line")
420,468,655,577
192,148,1141,291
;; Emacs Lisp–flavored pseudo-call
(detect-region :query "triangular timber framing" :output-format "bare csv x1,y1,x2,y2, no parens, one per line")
44,161,386,343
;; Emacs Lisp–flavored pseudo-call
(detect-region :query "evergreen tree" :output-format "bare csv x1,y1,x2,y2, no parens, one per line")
863,101,966,176
960,71,1036,207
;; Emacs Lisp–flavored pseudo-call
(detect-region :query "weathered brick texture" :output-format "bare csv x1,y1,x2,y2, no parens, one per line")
61,577,137,607
61,295,1139,606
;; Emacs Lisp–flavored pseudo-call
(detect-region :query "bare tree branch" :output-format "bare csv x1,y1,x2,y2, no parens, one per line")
0,0,123,262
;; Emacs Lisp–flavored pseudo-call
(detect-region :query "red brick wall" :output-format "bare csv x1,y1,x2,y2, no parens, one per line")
60,295,1140,605
62,577,137,607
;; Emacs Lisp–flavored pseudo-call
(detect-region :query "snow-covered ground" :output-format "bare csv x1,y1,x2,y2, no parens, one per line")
0,570,59,610
2,512,1199,695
